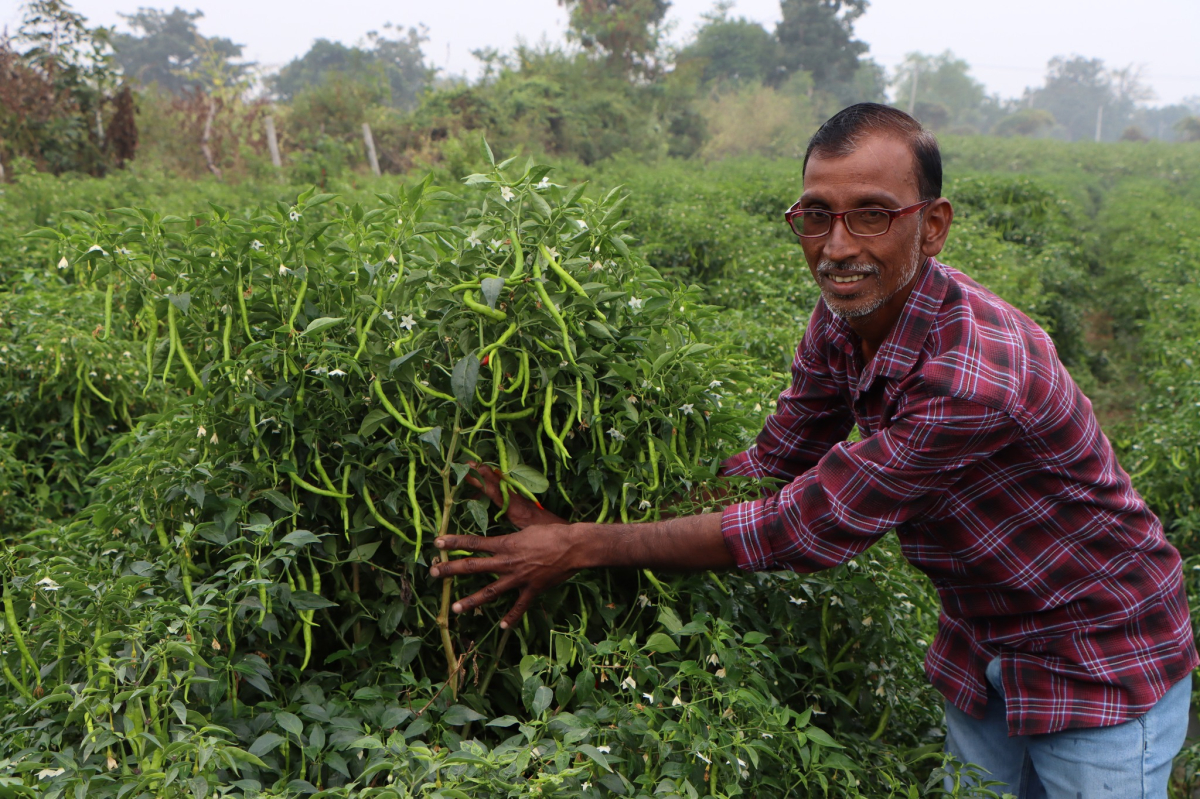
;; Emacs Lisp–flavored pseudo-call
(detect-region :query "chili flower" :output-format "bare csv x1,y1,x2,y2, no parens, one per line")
399,314,416,330
500,186,515,202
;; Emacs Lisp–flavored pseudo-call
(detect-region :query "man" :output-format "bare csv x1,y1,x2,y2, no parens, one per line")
430,104,1197,797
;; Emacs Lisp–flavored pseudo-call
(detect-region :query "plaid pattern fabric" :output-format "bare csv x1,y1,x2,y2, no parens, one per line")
721,258,1197,735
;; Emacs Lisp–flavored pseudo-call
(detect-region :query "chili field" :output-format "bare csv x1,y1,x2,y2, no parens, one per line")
1,138,1199,798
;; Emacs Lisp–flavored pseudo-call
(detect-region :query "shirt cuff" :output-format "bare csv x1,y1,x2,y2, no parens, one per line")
720,448,766,479
720,498,776,572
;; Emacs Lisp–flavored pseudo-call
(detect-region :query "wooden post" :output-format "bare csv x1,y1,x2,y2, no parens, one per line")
907,64,920,116
362,122,381,177
0,152,6,183
264,115,282,169
200,94,223,179
1095,105,1103,143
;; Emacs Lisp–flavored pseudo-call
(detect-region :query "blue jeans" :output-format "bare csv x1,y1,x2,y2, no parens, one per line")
944,658,1191,798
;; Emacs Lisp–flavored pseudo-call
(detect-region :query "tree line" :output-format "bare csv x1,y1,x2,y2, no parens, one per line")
1,0,1198,180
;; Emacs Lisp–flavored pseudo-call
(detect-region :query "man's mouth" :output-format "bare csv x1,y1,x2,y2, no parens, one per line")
829,273,867,284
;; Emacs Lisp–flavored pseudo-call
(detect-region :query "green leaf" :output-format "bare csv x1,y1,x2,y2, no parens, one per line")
480,277,504,309
743,631,769,646
451,355,480,407
167,293,191,314
487,715,519,728
276,711,303,737
442,704,486,726
482,138,495,165
262,491,299,514
508,464,549,494
347,541,382,562
358,408,392,438
804,726,844,749
531,685,554,717
643,632,679,653
279,529,320,547
290,591,337,611
578,744,614,773
657,606,684,634
301,316,346,336
248,732,285,757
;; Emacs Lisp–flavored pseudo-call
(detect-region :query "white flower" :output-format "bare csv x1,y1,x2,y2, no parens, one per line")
627,297,643,311
672,695,683,707
738,758,749,779
590,261,604,272
636,594,650,608
536,177,551,189
328,368,347,377
106,754,118,771
862,616,873,627
386,254,397,264
761,732,773,739
576,220,588,230
399,314,416,331
595,745,611,754
251,240,263,250
788,595,807,606
57,257,69,269
708,653,720,665
753,403,762,412
210,432,219,444
117,247,131,256
638,499,651,510
36,768,65,780
382,310,394,320
621,676,637,691
642,692,655,702
465,233,481,248
709,380,722,389
210,252,216,257
35,344,43,352
278,264,289,276
696,752,711,765
545,246,558,259
289,209,301,221
715,668,727,678
36,577,60,591
607,428,625,441
679,403,694,415
830,595,843,607
489,239,503,250
196,425,206,438
500,186,515,202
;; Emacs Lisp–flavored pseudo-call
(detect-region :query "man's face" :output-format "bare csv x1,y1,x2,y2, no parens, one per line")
797,134,930,322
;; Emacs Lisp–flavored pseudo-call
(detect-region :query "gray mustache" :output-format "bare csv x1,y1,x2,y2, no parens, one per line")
817,260,881,277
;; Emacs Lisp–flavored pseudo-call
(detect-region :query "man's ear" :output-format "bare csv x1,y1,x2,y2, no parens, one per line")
921,198,954,258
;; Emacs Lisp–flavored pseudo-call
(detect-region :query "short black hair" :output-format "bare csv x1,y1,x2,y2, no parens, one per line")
802,103,942,201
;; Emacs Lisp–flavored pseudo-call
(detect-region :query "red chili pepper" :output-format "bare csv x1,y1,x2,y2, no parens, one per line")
482,354,490,366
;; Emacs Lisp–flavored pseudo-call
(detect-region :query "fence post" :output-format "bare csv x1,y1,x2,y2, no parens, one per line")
362,122,381,177
264,116,282,169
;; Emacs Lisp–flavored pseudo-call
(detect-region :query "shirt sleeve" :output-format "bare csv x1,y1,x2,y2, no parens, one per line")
721,322,855,483
721,391,1022,572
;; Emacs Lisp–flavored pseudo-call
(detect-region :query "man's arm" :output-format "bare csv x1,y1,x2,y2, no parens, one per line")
430,513,732,629
432,465,733,628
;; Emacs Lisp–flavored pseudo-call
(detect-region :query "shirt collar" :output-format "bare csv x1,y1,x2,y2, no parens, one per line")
825,257,949,391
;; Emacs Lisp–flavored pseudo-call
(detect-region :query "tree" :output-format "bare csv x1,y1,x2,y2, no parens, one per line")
270,26,430,111
1176,116,1200,142
772,0,869,91
111,7,249,93
0,0,123,175
992,108,1056,138
891,51,988,132
558,0,671,76
675,5,777,86
1024,56,1153,142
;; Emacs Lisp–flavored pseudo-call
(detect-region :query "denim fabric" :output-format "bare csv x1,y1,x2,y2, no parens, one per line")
944,657,1191,798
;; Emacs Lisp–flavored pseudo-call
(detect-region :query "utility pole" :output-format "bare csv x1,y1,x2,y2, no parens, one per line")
264,116,282,170
907,63,920,116
1095,105,1103,143
362,122,381,177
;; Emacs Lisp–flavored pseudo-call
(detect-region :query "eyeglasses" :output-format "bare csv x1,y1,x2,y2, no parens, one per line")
784,200,931,239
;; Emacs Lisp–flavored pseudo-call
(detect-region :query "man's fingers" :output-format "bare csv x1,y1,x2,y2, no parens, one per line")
429,553,510,579
501,589,537,630
434,534,504,555
450,576,519,614
465,462,505,506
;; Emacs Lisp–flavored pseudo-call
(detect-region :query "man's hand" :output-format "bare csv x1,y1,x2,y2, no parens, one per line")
431,523,586,629
464,462,566,529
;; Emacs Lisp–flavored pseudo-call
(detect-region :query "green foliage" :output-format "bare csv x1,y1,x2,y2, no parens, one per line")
676,9,778,87
111,7,250,94
270,28,432,112
773,0,870,96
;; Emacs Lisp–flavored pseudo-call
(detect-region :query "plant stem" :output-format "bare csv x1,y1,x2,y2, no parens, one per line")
436,409,463,698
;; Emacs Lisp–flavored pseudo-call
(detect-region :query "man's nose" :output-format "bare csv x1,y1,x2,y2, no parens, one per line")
821,216,862,263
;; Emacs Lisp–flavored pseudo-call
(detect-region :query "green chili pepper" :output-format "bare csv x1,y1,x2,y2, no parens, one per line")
413,379,455,403
530,256,577,366
509,224,525,280
464,290,507,322
285,466,351,498
373,378,434,433
479,323,518,360
167,301,205,393
362,485,418,546
540,243,604,321
237,274,253,340
102,278,114,340
286,275,308,333
407,458,424,550
3,590,38,689
543,382,570,460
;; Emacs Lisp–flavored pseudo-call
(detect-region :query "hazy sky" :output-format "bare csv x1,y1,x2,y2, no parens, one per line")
3,0,1198,105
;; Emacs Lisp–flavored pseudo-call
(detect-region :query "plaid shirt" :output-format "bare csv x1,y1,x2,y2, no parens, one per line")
721,258,1196,736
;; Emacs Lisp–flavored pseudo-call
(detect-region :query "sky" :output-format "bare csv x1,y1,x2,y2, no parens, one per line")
3,0,1198,106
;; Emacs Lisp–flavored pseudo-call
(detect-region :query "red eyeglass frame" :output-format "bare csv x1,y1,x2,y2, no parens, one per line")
784,199,932,239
